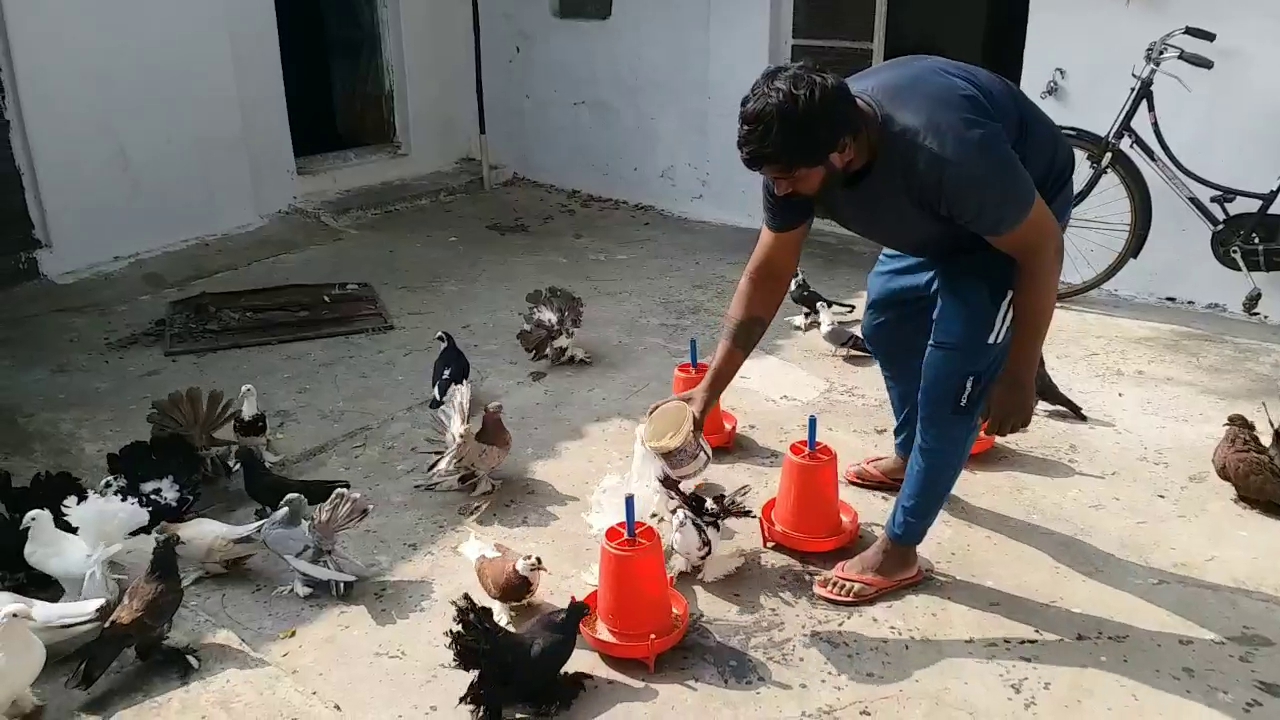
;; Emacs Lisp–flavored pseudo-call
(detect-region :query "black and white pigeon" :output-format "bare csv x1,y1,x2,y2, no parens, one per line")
445,592,592,720
429,331,472,410
516,287,591,365
102,435,205,532
233,383,280,467
789,269,856,330
665,484,755,582
816,302,871,356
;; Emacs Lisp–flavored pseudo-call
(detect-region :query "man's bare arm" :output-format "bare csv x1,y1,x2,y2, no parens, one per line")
698,223,810,402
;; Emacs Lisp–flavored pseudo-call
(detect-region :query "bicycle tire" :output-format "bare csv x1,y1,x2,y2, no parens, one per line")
1057,129,1153,300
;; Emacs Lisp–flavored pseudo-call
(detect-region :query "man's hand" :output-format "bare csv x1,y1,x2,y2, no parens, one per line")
646,389,713,434
983,365,1037,436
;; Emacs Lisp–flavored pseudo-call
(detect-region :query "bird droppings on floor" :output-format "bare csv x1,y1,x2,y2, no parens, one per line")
1,182,1279,718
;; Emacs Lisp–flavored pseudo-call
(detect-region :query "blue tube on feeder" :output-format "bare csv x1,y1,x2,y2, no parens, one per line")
624,493,637,539
807,414,818,452
689,338,698,369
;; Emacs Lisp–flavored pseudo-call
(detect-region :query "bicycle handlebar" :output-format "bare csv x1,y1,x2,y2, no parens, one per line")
1180,51,1215,70
1183,26,1217,43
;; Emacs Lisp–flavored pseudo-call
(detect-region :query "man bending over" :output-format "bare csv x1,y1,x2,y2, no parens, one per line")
650,57,1074,605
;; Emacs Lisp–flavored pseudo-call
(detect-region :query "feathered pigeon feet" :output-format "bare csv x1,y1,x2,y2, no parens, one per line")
554,346,592,366
668,553,744,583
272,577,314,599
787,313,816,331
489,601,516,631
527,672,592,718
229,445,280,474
5,689,43,719
151,644,202,679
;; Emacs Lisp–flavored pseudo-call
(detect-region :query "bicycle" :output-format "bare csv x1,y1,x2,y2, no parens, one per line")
1056,25,1280,314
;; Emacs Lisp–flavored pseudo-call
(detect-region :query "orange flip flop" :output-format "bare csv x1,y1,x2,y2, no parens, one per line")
812,562,931,606
844,456,903,491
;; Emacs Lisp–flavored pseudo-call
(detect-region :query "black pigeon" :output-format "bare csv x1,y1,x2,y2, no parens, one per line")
0,469,88,533
445,592,592,720
790,269,856,326
146,386,239,482
0,469,87,592
65,533,198,691
1035,356,1086,421
235,447,350,519
103,435,204,533
429,331,472,410
517,287,591,365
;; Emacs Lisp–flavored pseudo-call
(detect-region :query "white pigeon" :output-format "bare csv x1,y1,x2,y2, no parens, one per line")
0,604,46,719
580,423,682,586
816,301,870,356
0,593,106,656
20,504,136,603
153,517,267,587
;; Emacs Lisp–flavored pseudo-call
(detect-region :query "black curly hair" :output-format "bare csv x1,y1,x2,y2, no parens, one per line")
737,62,863,173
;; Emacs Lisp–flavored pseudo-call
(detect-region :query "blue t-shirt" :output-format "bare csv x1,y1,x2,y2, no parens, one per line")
763,55,1075,259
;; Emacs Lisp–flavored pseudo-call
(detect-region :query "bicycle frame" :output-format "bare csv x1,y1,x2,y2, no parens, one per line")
1074,31,1280,231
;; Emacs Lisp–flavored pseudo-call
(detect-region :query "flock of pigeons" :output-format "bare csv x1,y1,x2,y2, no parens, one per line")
6,269,1275,720
0,382,382,713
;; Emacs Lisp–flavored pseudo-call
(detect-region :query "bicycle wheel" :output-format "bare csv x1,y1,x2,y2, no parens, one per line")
1057,130,1153,300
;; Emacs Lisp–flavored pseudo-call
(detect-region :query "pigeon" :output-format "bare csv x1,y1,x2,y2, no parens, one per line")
429,331,472,411
65,533,198,691
102,435,206,531
1212,413,1280,513
789,270,856,330
457,531,547,630
0,593,107,655
1035,356,1087,421
23,491,151,603
816,302,871,355
261,490,372,599
235,447,351,520
146,386,238,482
1261,402,1280,465
233,383,281,467
416,381,511,497
0,604,46,719
152,517,267,587
517,286,591,365
445,592,592,720
665,484,755,582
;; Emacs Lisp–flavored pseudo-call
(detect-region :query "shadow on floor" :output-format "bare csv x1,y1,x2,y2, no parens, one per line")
808,495,1280,719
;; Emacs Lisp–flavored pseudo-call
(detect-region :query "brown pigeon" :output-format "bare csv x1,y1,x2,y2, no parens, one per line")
1212,413,1280,513
416,381,511,497
457,531,547,630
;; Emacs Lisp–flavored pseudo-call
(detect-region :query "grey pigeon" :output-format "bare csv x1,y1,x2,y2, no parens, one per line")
261,490,373,599
816,302,871,356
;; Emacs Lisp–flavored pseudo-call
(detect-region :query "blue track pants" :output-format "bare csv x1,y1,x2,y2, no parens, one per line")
861,247,1017,547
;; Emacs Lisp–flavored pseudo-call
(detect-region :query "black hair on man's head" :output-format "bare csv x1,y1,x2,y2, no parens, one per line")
737,62,862,173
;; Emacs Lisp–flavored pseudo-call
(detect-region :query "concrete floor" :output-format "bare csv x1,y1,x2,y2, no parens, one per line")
2,182,1279,719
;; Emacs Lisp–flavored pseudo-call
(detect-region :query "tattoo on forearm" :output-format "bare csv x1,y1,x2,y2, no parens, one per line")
725,316,770,355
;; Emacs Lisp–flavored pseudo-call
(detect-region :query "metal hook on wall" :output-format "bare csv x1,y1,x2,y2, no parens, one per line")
1040,67,1067,100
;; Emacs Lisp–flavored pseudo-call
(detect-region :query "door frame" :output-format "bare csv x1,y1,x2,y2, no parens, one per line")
772,0,890,66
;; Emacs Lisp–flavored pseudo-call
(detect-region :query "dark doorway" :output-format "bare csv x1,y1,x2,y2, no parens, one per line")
0,73,40,287
274,0,397,161
884,0,1029,84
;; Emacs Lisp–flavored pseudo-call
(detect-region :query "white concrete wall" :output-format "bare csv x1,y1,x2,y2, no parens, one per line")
1022,0,1280,313
479,0,773,227
0,0,477,278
